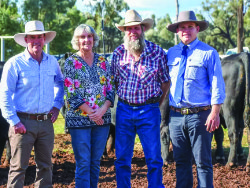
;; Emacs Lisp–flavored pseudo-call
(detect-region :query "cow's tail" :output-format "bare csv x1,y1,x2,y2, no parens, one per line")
243,52,250,127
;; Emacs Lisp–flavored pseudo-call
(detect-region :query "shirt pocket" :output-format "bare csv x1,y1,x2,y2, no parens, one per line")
185,60,205,80
119,64,129,81
46,70,56,82
167,59,179,79
139,67,157,88
18,71,39,88
44,70,56,101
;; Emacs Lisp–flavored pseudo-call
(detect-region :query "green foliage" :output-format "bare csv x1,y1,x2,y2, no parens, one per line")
21,0,78,55
200,0,250,53
145,14,174,50
0,0,23,60
92,0,130,52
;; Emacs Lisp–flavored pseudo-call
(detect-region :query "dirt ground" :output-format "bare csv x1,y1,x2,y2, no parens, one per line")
0,134,250,188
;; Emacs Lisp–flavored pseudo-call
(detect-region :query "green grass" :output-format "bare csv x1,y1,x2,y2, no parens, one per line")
53,113,66,134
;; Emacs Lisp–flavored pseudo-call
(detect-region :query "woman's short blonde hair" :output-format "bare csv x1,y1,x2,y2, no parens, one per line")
71,24,99,50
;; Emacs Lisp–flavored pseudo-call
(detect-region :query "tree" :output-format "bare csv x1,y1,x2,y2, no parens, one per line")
50,6,88,54
22,0,79,55
91,0,129,53
243,3,250,48
201,0,238,52
175,0,179,45
145,14,175,50
201,0,250,53
0,0,23,60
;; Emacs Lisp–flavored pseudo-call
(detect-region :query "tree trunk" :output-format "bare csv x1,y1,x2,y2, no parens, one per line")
237,0,244,53
175,0,179,45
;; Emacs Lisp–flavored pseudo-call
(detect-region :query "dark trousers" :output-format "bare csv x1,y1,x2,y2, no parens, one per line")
169,109,213,188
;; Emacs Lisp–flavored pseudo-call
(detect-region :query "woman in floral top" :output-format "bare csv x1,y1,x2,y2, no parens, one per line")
64,24,114,188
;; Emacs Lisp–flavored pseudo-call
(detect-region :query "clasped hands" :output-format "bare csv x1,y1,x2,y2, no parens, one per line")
87,108,105,125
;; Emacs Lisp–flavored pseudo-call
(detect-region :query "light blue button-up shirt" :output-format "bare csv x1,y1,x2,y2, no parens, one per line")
0,49,64,126
167,38,225,108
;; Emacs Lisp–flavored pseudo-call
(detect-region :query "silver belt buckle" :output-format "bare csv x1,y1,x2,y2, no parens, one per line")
37,114,47,121
181,108,189,115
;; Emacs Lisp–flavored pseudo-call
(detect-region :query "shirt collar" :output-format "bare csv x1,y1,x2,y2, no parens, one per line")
24,48,48,62
179,38,199,51
141,40,151,57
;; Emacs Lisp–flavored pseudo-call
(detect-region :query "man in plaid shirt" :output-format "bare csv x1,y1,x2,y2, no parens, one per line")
111,9,170,188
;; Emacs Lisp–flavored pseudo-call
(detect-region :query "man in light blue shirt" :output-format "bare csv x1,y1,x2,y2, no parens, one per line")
0,20,64,187
167,11,225,188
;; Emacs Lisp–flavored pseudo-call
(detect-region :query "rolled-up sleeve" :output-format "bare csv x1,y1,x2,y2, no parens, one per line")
0,60,20,126
53,60,64,110
158,51,170,84
208,50,226,105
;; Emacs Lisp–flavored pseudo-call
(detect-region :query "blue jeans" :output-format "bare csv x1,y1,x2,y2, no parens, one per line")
115,101,164,188
169,109,213,188
70,125,110,188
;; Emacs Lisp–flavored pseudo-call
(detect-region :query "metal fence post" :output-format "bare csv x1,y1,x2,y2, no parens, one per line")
1,38,5,61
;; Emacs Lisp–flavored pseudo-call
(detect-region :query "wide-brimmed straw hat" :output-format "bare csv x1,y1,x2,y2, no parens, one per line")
14,20,56,47
167,10,209,33
115,9,154,32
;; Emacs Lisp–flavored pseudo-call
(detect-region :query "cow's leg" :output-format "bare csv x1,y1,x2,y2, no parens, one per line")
102,123,116,159
2,140,11,167
225,114,239,167
237,127,245,160
246,127,250,172
214,125,225,163
106,123,115,156
161,124,170,165
0,137,6,165
0,113,9,165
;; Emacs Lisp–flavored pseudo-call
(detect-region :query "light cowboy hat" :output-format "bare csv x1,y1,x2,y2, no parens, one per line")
14,20,56,47
167,10,209,33
115,9,154,32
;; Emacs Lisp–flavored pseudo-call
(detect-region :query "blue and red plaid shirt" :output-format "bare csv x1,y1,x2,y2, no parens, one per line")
111,40,170,104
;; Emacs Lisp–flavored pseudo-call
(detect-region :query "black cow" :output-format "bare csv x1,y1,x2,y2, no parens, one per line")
0,61,10,165
220,52,250,171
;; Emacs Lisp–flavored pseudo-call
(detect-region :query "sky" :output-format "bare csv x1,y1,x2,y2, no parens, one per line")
75,0,204,22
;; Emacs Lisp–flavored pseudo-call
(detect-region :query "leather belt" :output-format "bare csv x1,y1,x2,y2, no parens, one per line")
170,105,211,115
118,97,160,107
17,112,52,121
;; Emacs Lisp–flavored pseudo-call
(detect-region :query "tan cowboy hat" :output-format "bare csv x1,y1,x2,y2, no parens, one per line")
167,10,209,33
14,20,56,47
115,9,154,32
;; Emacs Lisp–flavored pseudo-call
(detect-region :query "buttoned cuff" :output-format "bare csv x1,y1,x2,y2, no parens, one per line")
8,115,21,127
53,101,64,111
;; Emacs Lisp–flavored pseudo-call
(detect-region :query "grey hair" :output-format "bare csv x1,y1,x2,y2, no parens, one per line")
71,24,99,50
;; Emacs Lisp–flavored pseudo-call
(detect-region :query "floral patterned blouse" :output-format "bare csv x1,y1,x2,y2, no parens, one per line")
64,53,115,128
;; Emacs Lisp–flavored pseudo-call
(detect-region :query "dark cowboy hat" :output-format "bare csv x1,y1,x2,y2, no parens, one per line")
167,10,209,33
115,9,154,32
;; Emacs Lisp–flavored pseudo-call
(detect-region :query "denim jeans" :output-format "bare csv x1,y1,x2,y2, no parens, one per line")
115,101,164,188
70,125,110,188
169,109,213,188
